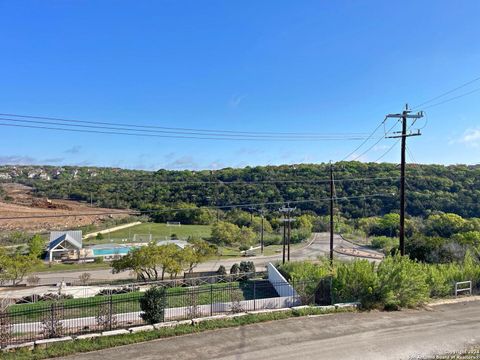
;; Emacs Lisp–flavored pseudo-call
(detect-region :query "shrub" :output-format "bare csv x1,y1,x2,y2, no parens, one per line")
93,257,104,264
376,254,429,310
26,275,40,286
370,236,397,254
278,260,331,283
96,303,117,330
239,245,250,252
41,303,64,338
139,286,167,324
230,263,240,275
95,286,139,296
239,261,255,274
333,260,378,309
264,236,281,246
290,228,312,243
278,260,332,302
423,264,453,298
217,265,226,276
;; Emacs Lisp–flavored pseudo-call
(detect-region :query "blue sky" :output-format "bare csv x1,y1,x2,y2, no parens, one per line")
0,0,479,170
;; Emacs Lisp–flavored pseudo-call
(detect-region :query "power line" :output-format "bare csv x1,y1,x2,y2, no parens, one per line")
417,86,480,111
0,122,377,142
0,112,369,138
0,193,395,220
340,117,387,161
411,75,480,110
349,119,401,162
373,139,400,163
0,116,369,140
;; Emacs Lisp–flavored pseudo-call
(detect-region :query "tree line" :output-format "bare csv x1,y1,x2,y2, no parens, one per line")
2,162,479,219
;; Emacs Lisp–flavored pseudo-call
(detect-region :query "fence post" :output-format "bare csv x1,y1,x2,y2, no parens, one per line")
109,295,113,330
253,281,256,311
50,303,55,336
210,285,213,316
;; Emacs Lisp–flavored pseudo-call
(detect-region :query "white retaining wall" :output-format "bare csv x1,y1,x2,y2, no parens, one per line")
267,262,298,298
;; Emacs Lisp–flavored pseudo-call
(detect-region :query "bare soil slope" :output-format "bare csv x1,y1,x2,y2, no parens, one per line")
0,183,129,232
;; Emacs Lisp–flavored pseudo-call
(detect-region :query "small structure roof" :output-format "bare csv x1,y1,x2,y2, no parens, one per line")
48,231,83,251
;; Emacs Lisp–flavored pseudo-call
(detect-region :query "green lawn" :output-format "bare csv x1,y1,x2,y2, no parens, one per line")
84,223,212,244
33,262,110,273
8,280,278,322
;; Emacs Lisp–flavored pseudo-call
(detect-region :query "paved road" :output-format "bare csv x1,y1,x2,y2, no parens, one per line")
31,233,382,285
60,300,480,360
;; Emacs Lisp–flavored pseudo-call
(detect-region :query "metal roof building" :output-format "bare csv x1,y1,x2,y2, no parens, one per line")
47,231,83,262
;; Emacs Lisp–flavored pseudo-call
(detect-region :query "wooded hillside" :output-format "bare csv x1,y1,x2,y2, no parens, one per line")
1,162,479,219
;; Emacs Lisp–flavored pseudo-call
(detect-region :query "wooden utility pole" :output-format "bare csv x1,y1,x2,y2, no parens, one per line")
279,205,295,263
329,161,334,264
386,104,423,255
260,209,265,254
282,211,286,264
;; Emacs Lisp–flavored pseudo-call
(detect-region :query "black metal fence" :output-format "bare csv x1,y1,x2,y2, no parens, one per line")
0,278,314,347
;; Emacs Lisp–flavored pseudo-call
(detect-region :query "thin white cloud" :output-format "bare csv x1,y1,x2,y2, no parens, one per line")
228,94,247,108
458,128,480,147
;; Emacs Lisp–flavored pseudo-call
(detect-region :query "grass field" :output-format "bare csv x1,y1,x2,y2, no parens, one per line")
8,280,278,322
33,261,110,273
84,223,212,244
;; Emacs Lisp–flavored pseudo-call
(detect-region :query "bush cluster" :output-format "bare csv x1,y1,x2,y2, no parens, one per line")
95,286,140,297
279,251,480,310
15,293,73,304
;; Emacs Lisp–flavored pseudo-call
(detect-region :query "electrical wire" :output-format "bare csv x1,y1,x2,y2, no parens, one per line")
417,86,480,111
372,139,400,163
0,112,369,138
340,117,387,161
349,119,401,161
0,117,368,140
0,122,378,142
411,75,480,110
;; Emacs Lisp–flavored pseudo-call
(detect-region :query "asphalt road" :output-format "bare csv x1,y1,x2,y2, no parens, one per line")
59,301,480,360
32,233,382,285
59,300,480,360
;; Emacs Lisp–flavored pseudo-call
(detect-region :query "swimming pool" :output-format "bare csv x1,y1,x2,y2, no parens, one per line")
92,247,133,256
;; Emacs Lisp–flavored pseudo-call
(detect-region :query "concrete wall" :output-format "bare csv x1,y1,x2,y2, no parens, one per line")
267,262,298,298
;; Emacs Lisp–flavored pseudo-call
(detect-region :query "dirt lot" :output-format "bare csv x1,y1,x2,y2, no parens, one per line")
0,183,129,233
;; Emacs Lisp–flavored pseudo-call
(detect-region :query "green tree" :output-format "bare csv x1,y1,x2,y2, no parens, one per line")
0,251,39,286
27,234,45,258
140,287,167,324
425,213,468,238
211,221,240,245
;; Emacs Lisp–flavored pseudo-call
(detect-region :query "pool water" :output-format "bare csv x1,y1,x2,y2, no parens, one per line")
92,247,132,256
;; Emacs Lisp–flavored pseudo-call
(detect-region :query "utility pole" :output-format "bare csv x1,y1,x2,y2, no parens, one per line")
329,161,334,265
282,210,286,264
248,207,255,224
280,204,296,263
386,104,423,256
259,209,265,255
